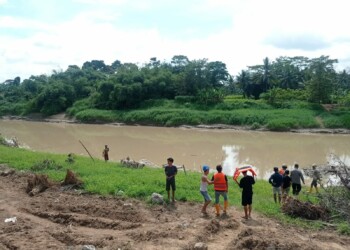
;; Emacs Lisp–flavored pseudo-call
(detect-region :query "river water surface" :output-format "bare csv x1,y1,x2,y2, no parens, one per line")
1,119,350,178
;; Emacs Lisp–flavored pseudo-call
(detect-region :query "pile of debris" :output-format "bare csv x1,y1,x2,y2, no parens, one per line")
0,164,15,176
120,157,145,169
26,174,52,196
281,196,329,220
0,135,19,147
26,169,83,195
302,154,350,223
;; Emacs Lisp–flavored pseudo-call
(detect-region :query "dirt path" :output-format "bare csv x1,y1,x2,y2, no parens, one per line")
0,172,349,250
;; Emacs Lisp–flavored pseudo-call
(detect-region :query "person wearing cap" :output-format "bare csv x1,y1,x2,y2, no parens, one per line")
268,167,283,204
200,165,214,214
290,163,305,196
239,170,255,219
211,165,228,216
308,164,321,193
279,164,288,176
164,157,177,203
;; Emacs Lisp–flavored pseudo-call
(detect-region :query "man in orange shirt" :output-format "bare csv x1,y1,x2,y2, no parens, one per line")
211,165,228,216
279,164,287,176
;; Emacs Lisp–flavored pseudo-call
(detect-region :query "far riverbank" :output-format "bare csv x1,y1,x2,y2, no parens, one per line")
2,114,350,135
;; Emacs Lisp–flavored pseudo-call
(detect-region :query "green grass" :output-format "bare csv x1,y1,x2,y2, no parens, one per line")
1,144,345,232
68,97,323,131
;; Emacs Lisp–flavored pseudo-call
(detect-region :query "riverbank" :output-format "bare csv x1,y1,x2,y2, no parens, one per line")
1,170,349,250
2,114,350,135
1,146,350,249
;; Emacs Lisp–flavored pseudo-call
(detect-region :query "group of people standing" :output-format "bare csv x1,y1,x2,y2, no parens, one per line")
165,158,323,219
200,164,255,219
269,163,321,203
164,157,255,219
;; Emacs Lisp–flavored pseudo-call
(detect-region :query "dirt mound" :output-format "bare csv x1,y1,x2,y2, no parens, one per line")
1,172,350,250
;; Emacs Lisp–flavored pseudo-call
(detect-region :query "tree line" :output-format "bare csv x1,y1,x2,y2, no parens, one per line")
1,55,350,116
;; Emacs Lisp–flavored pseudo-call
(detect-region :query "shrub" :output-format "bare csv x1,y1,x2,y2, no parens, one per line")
267,118,297,131
174,96,195,104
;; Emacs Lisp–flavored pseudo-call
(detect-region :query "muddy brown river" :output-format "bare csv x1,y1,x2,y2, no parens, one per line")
1,119,350,178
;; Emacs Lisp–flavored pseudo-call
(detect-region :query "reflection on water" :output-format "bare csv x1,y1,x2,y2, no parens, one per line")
222,145,240,176
1,119,350,179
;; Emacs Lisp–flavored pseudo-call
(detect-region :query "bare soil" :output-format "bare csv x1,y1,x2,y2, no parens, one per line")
1,172,349,250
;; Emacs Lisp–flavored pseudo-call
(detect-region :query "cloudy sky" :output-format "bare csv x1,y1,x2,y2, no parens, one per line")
1,0,350,83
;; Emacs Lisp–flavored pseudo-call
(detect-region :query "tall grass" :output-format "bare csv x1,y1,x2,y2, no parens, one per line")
65,97,326,131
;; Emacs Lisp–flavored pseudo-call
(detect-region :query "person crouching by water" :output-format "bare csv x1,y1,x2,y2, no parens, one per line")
102,145,109,162
239,169,255,219
200,165,214,215
269,167,283,204
211,165,228,216
165,157,177,203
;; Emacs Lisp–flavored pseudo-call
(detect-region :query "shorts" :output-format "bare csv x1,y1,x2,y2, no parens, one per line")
166,178,176,191
200,191,212,201
282,187,290,195
273,186,282,195
214,190,227,204
242,193,253,206
311,180,318,187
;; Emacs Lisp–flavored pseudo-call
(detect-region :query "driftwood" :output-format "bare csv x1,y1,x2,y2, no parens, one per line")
281,196,329,220
26,174,52,196
62,169,82,186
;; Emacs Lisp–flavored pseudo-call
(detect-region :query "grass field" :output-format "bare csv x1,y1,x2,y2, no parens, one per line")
2,144,347,233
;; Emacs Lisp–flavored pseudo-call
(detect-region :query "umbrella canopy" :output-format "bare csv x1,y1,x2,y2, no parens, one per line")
233,165,257,181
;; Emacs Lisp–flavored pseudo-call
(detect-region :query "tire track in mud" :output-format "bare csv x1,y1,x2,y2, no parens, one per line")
23,209,142,230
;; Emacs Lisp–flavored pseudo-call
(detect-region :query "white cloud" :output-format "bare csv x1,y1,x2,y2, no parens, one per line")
1,0,350,82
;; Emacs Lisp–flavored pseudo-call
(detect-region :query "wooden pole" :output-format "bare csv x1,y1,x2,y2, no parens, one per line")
79,140,95,162
182,164,187,175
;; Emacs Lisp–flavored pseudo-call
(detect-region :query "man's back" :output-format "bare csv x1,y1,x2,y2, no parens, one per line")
291,169,304,184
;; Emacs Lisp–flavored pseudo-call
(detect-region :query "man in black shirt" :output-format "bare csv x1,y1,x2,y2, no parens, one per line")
269,167,283,204
282,170,292,202
164,157,177,203
239,170,255,219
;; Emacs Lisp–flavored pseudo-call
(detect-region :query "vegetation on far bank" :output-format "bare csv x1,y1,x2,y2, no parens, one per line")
1,144,349,235
1,55,350,131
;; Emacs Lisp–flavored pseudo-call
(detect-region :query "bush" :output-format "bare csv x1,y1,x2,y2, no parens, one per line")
267,118,297,131
67,98,95,116
174,96,195,104
337,223,350,235
262,88,309,104
75,109,119,123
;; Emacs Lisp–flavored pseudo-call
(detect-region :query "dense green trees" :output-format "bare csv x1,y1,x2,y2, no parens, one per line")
1,55,350,118
236,55,350,103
